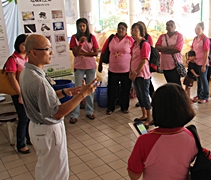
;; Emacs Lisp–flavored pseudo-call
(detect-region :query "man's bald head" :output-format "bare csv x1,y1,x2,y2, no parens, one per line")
25,34,49,53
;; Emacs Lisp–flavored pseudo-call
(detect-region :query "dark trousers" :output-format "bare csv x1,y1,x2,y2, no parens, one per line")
12,95,30,149
207,66,211,84
163,68,181,86
134,77,151,110
149,79,155,98
194,65,209,100
107,71,131,111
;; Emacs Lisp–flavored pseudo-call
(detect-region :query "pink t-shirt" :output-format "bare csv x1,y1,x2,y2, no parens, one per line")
191,34,210,66
156,32,184,70
5,51,28,72
69,34,99,69
102,35,134,73
128,127,198,180
130,41,151,79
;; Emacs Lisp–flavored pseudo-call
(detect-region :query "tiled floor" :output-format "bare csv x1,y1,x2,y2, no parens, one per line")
1,73,211,180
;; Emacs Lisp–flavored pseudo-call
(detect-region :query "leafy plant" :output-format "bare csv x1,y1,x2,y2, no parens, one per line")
8,0,17,4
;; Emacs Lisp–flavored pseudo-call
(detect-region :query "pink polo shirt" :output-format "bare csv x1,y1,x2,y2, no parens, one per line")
5,51,28,72
191,34,210,66
128,127,198,180
70,34,99,69
102,34,134,73
156,32,184,70
130,41,151,79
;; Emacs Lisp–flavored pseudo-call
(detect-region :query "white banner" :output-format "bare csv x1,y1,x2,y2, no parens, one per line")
17,0,72,78
0,2,10,69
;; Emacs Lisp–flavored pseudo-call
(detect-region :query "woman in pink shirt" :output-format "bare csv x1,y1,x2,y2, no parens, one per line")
130,23,153,128
128,83,197,180
135,21,155,108
191,22,210,103
98,22,134,115
5,34,31,154
155,20,184,85
69,18,99,123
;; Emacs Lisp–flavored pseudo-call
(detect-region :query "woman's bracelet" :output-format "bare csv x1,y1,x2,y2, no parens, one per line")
62,89,69,97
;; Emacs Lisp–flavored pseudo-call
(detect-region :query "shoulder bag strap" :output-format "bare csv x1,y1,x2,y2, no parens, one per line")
164,34,177,63
186,125,202,151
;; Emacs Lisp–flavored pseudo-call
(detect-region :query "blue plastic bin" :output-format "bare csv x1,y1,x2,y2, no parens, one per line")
53,80,73,103
96,86,108,107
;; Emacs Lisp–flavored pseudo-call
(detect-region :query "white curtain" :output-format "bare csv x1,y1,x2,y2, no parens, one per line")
2,0,22,55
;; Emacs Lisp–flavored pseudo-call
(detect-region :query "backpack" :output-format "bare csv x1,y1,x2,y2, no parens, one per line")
139,40,160,72
186,125,211,180
102,34,114,64
208,38,211,64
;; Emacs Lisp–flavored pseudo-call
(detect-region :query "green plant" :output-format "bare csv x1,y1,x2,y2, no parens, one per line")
100,15,121,31
8,0,17,4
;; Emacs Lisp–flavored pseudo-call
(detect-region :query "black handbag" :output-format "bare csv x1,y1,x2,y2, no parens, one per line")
186,125,211,180
164,34,187,77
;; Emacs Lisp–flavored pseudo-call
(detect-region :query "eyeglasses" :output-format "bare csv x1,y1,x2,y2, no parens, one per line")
33,47,52,52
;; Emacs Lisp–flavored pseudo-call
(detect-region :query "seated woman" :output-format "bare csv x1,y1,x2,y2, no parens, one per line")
127,83,198,180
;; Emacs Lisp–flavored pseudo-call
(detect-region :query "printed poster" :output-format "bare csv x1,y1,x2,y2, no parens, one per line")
17,0,72,78
0,3,10,69
158,0,175,16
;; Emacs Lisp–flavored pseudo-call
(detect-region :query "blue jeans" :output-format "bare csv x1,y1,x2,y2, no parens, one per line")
12,95,30,149
133,77,151,110
70,68,96,118
195,65,209,100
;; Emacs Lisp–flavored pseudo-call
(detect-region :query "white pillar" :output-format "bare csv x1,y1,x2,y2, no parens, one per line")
79,0,94,33
128,0,139,28
208,1,211,37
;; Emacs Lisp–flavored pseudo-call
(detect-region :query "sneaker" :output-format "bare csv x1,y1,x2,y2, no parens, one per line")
198,99,209,104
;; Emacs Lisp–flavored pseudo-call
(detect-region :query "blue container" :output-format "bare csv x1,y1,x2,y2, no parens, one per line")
53,80,73,103
96,86,108,107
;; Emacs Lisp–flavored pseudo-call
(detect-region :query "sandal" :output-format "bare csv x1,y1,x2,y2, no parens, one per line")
121,109,129,114
106,110,113,115
135,102,140,107
134,117,147,122
86,114,95,120
69,117,77,124
144,120,154,126
18,147,31,154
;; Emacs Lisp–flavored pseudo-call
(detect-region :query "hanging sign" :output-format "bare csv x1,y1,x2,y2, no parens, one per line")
17,0,72,78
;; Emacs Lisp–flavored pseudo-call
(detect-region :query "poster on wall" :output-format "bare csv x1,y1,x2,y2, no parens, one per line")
17,0,72,78
181,0,201,17
98,0,129,32
158,0,175,17
0,2,10,69
64,0,79,24
138,0,152,16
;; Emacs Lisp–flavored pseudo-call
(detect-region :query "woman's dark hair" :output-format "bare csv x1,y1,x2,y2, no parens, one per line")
131,23,144,37
137,21,147,37
188,50,196,57
75,18,92,42
197,22,204,31
14,34,28,53
166,20,175,25
118,22,128,29
151,83,195,128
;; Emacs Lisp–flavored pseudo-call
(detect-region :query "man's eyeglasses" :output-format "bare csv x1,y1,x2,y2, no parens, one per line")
33,47,52,52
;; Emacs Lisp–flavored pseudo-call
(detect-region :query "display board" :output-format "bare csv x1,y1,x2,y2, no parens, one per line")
0,2,10,69
17,0,72,77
